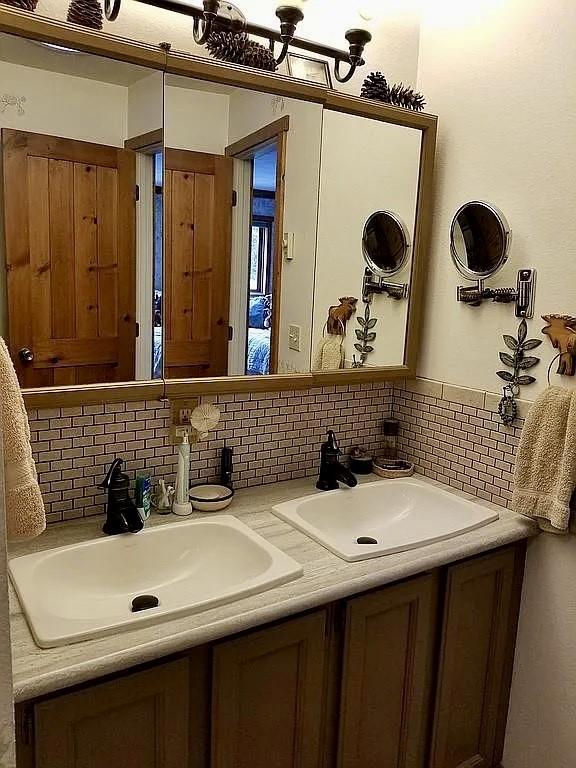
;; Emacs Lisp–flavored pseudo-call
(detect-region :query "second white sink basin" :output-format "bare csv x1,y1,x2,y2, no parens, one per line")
9,515,302,648
273,478,499,562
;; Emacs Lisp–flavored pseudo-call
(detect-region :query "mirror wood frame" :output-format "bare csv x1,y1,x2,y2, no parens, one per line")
0,6,437,409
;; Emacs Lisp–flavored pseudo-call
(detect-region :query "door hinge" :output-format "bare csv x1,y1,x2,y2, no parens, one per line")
232,190,238,207
17,705,35,746
135,184,140,202
228,325,234,341
135,322,140,339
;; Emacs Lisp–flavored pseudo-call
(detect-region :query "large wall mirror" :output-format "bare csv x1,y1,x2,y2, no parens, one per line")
0,19,436,400
163,74,323,379
0,32,163,388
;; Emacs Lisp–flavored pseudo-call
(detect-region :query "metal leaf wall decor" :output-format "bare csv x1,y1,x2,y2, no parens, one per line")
497,318,542,390
496,319,541,425
352,303,377,368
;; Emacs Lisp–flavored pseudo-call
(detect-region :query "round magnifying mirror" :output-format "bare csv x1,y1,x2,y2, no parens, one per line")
450,201,511,280
362,211,410,276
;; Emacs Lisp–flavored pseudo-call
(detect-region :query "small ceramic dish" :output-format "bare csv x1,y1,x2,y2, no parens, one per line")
189,484,234,512
372,460,415,479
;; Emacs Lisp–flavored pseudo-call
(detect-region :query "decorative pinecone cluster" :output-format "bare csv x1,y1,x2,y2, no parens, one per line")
361,72,426,112
206,31,277,72
0,0,38,11
67,0,103,30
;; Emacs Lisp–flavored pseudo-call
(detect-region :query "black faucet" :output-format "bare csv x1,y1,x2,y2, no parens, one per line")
100,459,144,536
316,430,358,491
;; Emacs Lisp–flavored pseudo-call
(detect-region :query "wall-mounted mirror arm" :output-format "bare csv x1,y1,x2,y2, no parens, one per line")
457,269,536,318
363,269,409,303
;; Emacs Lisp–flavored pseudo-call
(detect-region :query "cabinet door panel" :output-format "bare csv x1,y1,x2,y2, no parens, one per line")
34,659,189,768
339,573,439,768
212,611,328,768
430,544,525,768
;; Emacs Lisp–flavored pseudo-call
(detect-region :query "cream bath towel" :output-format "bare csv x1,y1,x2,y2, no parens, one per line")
512,386,576,533
0,337,45,540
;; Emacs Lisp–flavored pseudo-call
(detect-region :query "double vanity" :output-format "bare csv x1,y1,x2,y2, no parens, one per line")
9,475,536,768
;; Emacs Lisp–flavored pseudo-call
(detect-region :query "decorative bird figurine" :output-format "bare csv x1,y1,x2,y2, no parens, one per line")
541,315,576,376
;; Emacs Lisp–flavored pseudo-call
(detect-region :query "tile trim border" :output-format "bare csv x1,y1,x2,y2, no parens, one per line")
400,378,533,420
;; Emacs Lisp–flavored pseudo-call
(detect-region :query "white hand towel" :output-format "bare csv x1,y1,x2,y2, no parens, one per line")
512,386,576,533
0,336,45,540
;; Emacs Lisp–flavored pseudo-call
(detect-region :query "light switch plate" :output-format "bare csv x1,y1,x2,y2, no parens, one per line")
170,398,199,443
288,324,301,352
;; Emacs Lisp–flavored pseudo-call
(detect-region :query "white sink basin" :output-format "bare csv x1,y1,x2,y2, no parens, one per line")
9,515,302,648
273,478,499,562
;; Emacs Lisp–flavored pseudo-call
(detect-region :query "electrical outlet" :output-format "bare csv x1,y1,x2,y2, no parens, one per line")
288,324,301,352
170,398,199,443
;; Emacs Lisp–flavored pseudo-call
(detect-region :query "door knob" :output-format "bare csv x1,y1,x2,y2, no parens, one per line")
18,348,34,365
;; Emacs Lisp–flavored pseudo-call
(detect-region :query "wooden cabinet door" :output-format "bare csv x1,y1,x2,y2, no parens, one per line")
212,611,328,768
2,128,136,387
164,149,233,378
430,544,525,768
33,659,189,768
338,573,439,768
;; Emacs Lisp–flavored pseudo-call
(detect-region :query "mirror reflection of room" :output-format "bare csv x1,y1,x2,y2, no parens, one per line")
312,110,421,369
0,34,163,388
163,75,323,379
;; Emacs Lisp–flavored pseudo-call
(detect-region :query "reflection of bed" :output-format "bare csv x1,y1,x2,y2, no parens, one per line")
247,328,270,375
153,327,162,379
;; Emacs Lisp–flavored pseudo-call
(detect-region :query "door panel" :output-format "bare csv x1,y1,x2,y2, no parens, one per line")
164,148,233,378
339,573,439,768
430,544,525,768
212,611,328,768
2,129,136,387
34,659,190,768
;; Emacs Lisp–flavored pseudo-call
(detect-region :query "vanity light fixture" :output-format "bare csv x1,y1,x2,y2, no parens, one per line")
104,0,372,82
450,201,536,318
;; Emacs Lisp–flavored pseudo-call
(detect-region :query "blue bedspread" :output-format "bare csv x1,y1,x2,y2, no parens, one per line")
247,328,270,375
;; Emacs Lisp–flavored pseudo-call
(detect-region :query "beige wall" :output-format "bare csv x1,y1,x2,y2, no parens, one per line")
0,432,15,768
164,83,229,154
313,110,420,367
416,2,576,766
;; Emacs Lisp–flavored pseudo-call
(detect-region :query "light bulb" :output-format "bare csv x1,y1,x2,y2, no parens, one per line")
276,0,308,11
357,0,378,21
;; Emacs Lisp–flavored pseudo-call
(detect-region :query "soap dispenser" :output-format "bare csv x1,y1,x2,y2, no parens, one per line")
100,458,144,536
173,433,193,517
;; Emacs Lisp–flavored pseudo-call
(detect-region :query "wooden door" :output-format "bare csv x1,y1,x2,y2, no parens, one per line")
212,611,328,768
338,573,439,768
2,129,136,387
32,659,189,768
430,544,526,768
164,149,233,378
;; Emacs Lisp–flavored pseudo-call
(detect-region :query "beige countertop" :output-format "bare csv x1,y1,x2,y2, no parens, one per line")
9,474,537,703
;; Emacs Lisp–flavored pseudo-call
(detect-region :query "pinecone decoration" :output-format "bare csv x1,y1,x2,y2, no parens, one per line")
388,82,426,112
241,38,277,72
0,0,38,11
361,71,426,112
67,0,103,30
360,71,390,102
206,31,277,72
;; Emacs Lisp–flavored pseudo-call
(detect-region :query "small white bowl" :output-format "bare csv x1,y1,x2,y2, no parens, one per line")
189,484,234,512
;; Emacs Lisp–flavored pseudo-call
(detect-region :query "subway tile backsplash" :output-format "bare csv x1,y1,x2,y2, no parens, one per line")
28,384,394,525
393,385,523,509
27,379,524,526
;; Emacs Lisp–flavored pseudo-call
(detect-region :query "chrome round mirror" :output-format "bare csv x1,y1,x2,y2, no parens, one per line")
362,211,410,277
450,201,511,280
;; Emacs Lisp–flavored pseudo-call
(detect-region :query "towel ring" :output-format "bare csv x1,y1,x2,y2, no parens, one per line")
547,354,563,386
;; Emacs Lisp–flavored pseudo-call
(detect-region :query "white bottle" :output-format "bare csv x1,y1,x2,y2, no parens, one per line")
172,433,193,517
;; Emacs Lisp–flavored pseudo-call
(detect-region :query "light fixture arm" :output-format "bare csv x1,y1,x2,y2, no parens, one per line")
274,6,304,65
334,29,372,83
193,0,220,44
